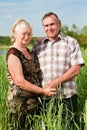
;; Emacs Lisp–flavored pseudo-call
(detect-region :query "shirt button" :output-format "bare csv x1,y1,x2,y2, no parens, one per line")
51,74,54,77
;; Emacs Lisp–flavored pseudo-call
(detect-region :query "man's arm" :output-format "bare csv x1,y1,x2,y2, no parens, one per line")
47,64,81,88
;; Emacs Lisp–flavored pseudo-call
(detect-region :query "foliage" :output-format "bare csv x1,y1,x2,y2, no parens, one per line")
30,37,37,45
81,26,87,34
61,24,87,48
0,24,87,48
77,48,87,110
0,54,9,129
0,36,10,45
0,36,37,46
0,47,87,129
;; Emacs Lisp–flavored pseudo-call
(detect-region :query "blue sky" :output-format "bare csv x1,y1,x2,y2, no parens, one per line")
0,0,87,36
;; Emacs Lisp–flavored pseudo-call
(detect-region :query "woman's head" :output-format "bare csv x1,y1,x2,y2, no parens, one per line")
10,19,32,44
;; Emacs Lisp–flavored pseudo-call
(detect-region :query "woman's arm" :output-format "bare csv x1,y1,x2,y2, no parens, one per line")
7,54,56,96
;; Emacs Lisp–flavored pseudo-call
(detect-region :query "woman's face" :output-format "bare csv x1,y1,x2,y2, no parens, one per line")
14,24,32,46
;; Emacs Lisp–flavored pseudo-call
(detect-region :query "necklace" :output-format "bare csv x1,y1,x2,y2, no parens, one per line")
13,43,32,59
13,43,27,51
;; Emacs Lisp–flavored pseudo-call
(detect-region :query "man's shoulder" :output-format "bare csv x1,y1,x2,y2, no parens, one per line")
32,37,44,50
60,32,77,42
35,37,45,43
33,37,46,49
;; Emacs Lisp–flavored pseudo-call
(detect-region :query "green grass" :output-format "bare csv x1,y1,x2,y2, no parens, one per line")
0,48,87,130
0,54,9,129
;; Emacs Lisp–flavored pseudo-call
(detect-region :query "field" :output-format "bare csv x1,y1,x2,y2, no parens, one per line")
0,48,87,130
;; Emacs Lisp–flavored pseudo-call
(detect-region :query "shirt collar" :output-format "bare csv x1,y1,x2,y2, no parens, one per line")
43,32,64,43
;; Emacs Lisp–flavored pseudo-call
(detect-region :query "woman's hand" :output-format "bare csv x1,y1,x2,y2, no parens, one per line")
43,88,57,96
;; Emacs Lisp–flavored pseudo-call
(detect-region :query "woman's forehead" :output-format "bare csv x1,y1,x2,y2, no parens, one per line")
15,24,31,33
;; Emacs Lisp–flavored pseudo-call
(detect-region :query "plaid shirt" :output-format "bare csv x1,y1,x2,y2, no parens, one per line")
32,32,84,98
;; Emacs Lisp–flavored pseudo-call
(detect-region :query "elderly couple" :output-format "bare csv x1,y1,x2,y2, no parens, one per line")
6,12,84,129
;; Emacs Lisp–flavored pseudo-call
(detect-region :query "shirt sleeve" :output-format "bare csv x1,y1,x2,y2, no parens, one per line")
69,39,85,66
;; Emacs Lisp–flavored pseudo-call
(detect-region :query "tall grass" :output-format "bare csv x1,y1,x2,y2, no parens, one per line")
0,53,9,129
84,100,87,130
0,48,87,130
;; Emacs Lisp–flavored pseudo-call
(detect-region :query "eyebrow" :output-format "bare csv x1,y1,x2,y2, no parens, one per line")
43,22,56,26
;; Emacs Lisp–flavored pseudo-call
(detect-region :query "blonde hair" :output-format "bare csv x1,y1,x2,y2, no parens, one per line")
10,19,32,44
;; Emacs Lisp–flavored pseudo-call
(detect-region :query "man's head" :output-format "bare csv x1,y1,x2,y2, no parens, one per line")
42,12,61,41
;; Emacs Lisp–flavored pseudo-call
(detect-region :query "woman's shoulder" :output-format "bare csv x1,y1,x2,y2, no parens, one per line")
6,47,21,60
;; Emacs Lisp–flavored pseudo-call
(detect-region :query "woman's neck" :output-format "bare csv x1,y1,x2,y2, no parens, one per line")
13,43,27,51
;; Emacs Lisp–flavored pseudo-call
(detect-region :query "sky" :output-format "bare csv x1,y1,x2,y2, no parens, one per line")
0,0,87,37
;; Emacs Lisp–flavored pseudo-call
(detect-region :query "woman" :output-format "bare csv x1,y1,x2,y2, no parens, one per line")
6,19,56,129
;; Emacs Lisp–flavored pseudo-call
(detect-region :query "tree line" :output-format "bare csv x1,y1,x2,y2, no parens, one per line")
0,24,87,48
61,24,87,48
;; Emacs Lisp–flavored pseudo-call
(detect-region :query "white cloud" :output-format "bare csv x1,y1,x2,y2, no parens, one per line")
0,2,15,6
6,15,12,19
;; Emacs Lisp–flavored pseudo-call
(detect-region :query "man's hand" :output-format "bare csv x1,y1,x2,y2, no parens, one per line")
7,72,12,82
47,78,59,88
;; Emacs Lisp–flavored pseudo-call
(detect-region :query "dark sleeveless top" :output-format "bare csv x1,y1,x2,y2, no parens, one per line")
6,47,41,113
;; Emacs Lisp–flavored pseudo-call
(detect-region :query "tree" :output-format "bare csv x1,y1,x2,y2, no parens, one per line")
61,25,69,34
81,26,87,34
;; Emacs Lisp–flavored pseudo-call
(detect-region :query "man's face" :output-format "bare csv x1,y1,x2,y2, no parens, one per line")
42,15,61,40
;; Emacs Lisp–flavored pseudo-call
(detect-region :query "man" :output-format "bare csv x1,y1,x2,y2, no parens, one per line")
32,12,85,122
